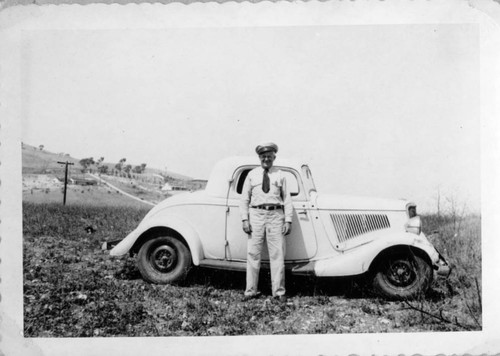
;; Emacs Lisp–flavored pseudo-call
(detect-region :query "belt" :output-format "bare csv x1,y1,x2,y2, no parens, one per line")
251,205,283,211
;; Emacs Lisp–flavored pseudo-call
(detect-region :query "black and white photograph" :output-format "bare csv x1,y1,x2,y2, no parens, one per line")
0,1,499,355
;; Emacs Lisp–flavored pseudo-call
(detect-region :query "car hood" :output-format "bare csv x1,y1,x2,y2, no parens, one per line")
315,193,410,211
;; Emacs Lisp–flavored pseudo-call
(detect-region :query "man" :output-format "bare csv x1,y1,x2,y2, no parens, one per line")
239,143,293,302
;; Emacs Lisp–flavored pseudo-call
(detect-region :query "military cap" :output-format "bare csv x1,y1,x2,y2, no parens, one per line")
255,142,278,155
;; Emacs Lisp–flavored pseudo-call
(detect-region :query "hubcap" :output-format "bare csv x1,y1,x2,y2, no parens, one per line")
386,259,416,287
151,245,177,272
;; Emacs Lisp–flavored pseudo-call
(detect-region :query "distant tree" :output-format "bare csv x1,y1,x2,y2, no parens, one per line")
95,157,105,175
133,165,142,174
132,163,147,174
39,144,44,151
115,158,126,172
123,164,132,178
79,157,95,173
98,165,109,175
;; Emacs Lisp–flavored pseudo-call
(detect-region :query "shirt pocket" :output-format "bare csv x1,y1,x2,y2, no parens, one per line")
270,178,282,195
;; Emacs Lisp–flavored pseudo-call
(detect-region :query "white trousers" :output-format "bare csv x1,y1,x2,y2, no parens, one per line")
245,208,286,297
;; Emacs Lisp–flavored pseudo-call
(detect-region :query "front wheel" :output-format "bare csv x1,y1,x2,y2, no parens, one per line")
372,253,433,300
137,236,192,284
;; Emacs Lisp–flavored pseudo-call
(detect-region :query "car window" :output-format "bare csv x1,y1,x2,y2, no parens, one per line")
236,169,250,194
235,168,301,197
301,164,317,194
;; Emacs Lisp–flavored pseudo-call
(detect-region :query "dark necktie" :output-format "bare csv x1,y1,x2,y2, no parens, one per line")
262,169,270,193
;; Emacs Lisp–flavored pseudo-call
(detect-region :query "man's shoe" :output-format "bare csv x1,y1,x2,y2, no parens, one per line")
274,295,287,303
243,292,261,301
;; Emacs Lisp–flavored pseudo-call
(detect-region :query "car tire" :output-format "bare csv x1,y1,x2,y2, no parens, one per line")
137,236,192,284
372,253,433,300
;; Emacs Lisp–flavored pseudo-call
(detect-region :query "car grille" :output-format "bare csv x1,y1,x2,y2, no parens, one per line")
330,213,391,242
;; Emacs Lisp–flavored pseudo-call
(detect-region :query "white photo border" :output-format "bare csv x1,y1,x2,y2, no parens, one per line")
1,1,500,355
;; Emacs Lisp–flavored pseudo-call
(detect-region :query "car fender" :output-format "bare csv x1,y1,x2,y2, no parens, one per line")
313,231,439,277
110,214,204,265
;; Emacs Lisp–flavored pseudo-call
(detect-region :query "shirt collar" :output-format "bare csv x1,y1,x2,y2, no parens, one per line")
259,166,276,173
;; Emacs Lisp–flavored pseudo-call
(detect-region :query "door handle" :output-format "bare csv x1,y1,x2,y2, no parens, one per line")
298,210,307,215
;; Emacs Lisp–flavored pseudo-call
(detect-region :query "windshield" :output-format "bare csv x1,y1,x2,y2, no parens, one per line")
301,165,317,193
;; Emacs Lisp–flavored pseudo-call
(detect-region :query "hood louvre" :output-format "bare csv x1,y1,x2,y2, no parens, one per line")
330,213,391,242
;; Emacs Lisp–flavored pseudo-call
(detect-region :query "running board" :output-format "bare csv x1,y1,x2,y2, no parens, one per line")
198,259,317,275
291,261,316,276
198,259,246,272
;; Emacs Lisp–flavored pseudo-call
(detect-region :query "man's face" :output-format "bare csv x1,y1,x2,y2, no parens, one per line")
259,151,276,169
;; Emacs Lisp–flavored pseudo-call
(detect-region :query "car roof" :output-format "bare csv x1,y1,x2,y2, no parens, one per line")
204,156,306,197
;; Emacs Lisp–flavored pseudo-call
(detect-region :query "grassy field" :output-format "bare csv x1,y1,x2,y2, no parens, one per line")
22,200,482,337
23,182,154,208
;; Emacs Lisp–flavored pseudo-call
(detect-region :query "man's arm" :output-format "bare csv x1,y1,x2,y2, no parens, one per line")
281,173,293,235
281,173,293,223
239,174,252,234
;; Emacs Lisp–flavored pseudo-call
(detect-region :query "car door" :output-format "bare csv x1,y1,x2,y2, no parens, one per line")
225,166,318,262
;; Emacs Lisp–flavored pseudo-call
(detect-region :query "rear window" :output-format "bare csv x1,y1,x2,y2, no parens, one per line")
236,168,300,196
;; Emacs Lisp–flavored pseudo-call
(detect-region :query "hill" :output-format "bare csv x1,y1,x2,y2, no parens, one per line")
21,142,193,180
143,167,192,182
22,142,206,206
22,143,79,174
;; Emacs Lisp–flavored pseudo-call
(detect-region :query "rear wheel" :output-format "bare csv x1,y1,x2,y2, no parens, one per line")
372,253,432,300
137,236,192,284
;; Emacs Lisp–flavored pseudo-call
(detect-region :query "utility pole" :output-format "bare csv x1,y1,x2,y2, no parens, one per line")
57,161,74,205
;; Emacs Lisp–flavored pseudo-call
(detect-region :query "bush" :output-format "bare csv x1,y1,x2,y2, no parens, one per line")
411,213,482,330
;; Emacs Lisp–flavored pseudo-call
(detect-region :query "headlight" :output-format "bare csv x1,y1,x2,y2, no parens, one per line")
405,215,422,235
407,203,417,218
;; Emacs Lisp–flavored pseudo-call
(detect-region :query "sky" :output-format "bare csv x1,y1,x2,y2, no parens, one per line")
21,24,480,213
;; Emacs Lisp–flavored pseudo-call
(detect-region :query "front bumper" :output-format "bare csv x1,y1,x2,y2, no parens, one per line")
434,252,452,277
101,239,123,251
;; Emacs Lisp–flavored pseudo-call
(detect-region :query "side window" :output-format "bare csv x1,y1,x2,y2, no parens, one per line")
235,168,302,198
236,169,251,194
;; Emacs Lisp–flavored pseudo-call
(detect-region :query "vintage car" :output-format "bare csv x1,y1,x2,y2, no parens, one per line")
104,156,451,299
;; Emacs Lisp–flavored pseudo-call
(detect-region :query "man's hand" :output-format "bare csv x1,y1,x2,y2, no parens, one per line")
242,220,252,234
282,222,292,235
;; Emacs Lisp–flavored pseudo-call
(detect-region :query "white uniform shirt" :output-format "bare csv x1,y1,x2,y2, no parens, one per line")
239,166,293,223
